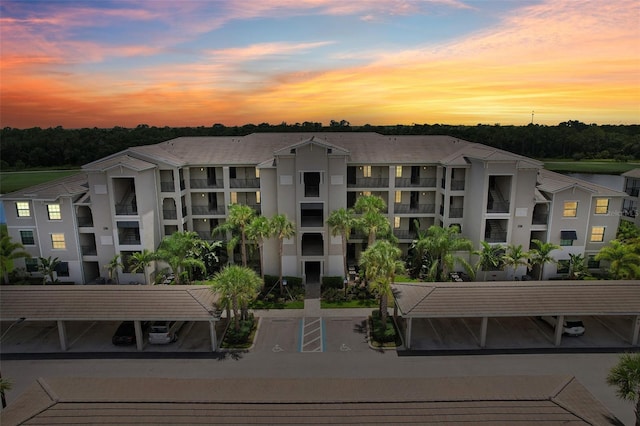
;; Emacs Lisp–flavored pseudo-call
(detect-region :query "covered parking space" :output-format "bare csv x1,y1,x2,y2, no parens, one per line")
392,281,640,350
0,285,221,352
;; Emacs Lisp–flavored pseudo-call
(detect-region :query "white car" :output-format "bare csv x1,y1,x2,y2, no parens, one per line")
148,321,184,344
539,316,585,336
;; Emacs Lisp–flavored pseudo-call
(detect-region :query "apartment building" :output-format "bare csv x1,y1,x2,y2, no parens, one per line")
621,168,640,227
1,133,626,284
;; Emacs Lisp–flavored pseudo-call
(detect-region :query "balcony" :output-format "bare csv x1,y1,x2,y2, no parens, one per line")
196,231,213,241
160,181,175,192
532,213,549,225
81,245,97,256
449,208,464,218
230,178,260,188
485,219,507,243
190,179,223,189
192,205,226,215
394,204,435,214
115,204,137,215
393,229,418,240
395,177,437,188
347,178,389,188
451,180,465,191
77,216,94,227
163,209,177,220
118,226,141,245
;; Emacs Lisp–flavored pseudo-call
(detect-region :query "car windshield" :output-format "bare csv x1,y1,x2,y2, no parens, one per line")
566,321,583,328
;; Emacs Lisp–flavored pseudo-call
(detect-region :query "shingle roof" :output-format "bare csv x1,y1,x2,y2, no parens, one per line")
0,285,219,322
0,172,88,200
622,168,640,178
0,376,617,425
537,169,627,197
83,154,157,172
392,281,640,317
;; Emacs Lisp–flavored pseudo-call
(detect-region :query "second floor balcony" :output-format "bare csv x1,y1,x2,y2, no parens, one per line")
229,178,260,188
347,177,390,188
394,203,435,214
192,205,226,216
190,178,223,189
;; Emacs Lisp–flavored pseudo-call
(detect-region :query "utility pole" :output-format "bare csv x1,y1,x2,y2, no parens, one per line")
531,110,535,125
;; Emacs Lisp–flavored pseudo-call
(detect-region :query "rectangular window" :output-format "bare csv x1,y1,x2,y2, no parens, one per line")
362,165,372,178
16,202,30,217
394,216,401,229
395,166,402,178
25,258,38,272
395,191,402,203
256,191,261,204
47,204,61,220
587,255,600,269
595,198,609,214
559,238,573,246
255,168,260,178
51,233,66,249
230,192,238,204
590,226,605,242
559,230,577,246
55,262,69,277
20,230,35,245
563,201,578,217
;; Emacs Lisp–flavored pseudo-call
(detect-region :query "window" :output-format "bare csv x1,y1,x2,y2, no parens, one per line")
255,168,260,178
230,192,238,204
51,233,66,249
55,262,69,277
559,230,577,246
395,166,402,178
20,230,35,245
47,204,61,220
395,191,402,203
595,198,609,214
362,165,372,178
563,201,577,217
590,226,605,242
394,216,400,229
587,255,600,269
256,191,261,204
25,258,38,272
16,202,30,217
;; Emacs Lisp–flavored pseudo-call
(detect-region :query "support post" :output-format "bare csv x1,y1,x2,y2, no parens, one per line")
632,315,640,346
134,320,143,351
57,320,67,351
406,317,412,350
209,320,218,352
554,315,564,347
480,317,488,348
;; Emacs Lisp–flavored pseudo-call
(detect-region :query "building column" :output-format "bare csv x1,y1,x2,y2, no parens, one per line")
57,320,67,351
632,315,640,346
134,320,144,351
406,317,412,350
480,317,488,348
554,315,564,347
209,320,218,352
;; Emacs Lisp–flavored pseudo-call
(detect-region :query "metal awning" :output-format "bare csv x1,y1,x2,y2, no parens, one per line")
560,230,578,240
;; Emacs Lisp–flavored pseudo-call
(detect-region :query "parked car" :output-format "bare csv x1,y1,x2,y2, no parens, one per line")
539,316,585,336
148,321,184,344
112,321,148,345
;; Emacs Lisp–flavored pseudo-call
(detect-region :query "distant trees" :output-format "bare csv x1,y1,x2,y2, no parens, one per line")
2,122,638,170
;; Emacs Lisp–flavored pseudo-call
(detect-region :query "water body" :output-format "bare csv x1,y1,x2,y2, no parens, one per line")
564,173,624,192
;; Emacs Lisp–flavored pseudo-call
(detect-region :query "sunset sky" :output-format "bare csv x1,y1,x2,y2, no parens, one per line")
1,0,638,128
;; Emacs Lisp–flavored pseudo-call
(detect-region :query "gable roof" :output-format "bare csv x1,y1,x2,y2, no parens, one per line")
1,172,88,201
622,168,640,179
1,376,617,425
83,154,157,172
273,135,350,156
536,169,627,197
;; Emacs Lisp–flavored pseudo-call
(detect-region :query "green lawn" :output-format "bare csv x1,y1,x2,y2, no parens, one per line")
542,160,640,174
0,170,81,194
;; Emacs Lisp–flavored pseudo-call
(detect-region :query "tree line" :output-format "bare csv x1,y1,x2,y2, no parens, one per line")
1,120,638,170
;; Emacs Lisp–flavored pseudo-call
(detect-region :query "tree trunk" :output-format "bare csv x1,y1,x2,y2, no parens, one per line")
279,240,284,295
342,235,348,280
258,244,265,281
368,231,375,247
241,230,247,267
380,293,388,328
233,297,240,332
635,396,639,426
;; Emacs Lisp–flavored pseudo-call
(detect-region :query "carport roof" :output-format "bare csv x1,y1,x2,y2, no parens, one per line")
1,376,617,425
392,281,640,318
0,285,219,322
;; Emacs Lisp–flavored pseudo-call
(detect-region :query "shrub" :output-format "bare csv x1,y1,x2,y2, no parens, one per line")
321,287,346,303
322,276,345,289
223,315,256,345
370,310,399,344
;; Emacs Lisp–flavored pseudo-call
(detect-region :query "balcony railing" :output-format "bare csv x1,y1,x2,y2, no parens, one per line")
160,181,175,192
625,187,640,197
115,204,137,215
77,216,94,227
449,208,464,218
229,178,260,188
487,201,510,213
81,245,97,256
192,205,226,215
485,231,507,243
190,179,223,189
393,229,418,240
394,204,435,214
347,178,390,188
196,231,213,241
395,178,437,188
532,213,549,225
163,209,178,220
451,180,465,191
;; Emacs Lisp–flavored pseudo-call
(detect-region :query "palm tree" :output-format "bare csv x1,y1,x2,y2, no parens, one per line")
606,352,640,425
326,208,355,281
354,195,390,246
155,231,206,284
191,239,222,279
409,221,430,279
503,244,530,280
0,232,31,284
210,265,262,332
474,241,504,281
246,215,272,280
104,254,123,284
595,239,640,280
129,249,156,284
213,204,255,267
38,256,60,285
359,240,404,328
422,226,474,282
529,239,560,280
567,253,590,280
270,214,296,294
354,194,386,215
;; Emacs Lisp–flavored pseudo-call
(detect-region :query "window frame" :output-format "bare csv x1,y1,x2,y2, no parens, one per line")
594,198,609,215
25,258,39,272
19,230,35,246
395,191,402,204
394,216,401,229
51,233,66,249
47,203,62,220
16,201,31,217
563,201,578,218
362,165,372,178
395,166,402,178
590,226,605,242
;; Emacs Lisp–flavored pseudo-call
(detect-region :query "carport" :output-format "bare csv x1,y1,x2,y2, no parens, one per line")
392,281,640,350
0,285,221,352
